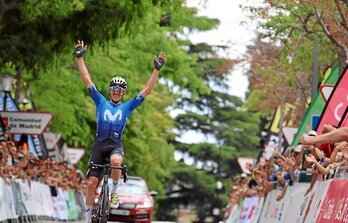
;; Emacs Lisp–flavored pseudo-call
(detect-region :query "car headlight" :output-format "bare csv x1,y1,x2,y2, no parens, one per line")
136,201,152,208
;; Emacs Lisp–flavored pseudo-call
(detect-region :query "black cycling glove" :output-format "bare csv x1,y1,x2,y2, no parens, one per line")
74,46,86,58
154,57,165,71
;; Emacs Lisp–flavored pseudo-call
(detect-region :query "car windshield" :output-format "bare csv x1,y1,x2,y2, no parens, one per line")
117,182,147,195
97,178,148,195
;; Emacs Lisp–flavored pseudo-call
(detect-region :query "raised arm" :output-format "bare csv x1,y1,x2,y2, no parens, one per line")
74,41,93,88
141,52,167,98
305,154,331,175
329,142,347,163
299,127,348,145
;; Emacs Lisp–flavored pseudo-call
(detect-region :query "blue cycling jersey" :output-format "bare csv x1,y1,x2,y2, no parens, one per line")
88,85,144,142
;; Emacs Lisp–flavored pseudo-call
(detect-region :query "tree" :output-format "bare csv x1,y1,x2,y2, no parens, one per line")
157,40,260,222
298,0,348,68
0,0,182,99
244,37,313,126
244,0,345,67
241,0,340,126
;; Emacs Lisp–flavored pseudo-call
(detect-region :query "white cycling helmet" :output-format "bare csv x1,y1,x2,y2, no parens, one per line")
109,76,127,89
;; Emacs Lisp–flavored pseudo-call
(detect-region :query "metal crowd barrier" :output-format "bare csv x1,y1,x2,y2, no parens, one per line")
332,166,348,179
0,178,86,223
294,169,314,183
292,165,348,184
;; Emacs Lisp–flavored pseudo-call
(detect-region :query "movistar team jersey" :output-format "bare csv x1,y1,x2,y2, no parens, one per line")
88,85,144,142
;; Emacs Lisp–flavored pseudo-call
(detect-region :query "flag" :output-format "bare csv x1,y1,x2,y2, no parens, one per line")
338,106,348,127
316,66,348,134
291,65,340,145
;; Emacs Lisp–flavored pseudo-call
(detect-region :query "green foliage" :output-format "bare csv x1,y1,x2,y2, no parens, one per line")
0,0,180,73
21,0,87,21
157,161,218,220
28,60,95,146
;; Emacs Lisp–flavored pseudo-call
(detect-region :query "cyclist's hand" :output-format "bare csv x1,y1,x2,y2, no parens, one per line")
154,51,167,71
74,40,87,58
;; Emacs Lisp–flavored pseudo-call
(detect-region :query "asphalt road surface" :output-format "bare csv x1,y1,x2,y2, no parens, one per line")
108,222,179,223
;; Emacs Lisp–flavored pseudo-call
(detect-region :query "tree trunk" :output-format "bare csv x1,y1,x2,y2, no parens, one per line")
277,95,285,152
338,48,347,74
311,38,319,99
15,66,22,103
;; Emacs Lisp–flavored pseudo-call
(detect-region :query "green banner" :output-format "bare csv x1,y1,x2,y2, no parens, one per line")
231,199,244,223
291,64,339,146
66,189,79,220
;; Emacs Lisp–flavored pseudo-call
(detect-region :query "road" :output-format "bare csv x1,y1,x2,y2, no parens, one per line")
31,219,179,223
108,222,179,223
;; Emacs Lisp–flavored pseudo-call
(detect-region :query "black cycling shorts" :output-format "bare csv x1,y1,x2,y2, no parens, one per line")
86,139,124,178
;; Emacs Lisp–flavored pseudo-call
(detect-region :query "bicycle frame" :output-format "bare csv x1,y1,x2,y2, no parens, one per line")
91,163,128,223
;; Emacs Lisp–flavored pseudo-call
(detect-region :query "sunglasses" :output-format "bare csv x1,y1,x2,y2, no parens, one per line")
110,86,126,93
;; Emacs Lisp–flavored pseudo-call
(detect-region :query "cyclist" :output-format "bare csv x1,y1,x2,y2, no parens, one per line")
74,41,167,223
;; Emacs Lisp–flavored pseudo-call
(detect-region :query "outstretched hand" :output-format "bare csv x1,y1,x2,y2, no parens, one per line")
328,163,340,169
305,154,316,163
335,142,348,152
74,40,87,58
299,135,310,145
154,51,167,71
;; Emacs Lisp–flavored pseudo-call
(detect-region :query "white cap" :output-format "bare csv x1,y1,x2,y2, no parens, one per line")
308,130,317,136
241,173,247,178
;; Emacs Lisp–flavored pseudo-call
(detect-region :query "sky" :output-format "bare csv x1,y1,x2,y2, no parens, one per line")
186,0,260,100
175,0,260,145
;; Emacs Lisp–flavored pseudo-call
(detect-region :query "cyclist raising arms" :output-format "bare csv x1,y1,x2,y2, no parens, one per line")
74,41,167,223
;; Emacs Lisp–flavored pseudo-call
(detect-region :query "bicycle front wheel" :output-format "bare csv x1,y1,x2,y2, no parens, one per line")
99,184,110,223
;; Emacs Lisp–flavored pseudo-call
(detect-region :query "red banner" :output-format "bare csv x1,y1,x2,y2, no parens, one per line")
316,180,348,223
338,106,348,127
316,67,348,134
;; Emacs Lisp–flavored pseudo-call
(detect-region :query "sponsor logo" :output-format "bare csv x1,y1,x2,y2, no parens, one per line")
104,109,122,121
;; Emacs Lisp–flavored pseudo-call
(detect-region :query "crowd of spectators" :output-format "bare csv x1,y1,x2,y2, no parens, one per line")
222,124,348,219
0,138,87,193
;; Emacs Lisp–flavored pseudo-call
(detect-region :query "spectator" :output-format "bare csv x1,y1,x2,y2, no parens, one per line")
299,127,348,194
305,142,348,174
317,125,338,158
0,138,87,193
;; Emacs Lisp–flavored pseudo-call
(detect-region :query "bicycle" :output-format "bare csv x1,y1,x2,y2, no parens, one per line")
90,163,128,223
